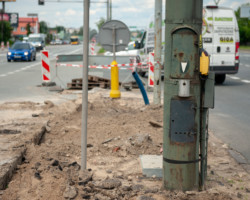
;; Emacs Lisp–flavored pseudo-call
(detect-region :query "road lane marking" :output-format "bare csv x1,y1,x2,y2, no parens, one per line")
228,75,250,84
0,62,40,78
0,48,82,79
51,48,82,57
229,76,240,80
242,80,250,83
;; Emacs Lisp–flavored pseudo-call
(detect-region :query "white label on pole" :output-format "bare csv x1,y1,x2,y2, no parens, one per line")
181,62,188,73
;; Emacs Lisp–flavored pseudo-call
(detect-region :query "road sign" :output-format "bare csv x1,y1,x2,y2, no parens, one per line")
99,20,130,52
240,6,250,18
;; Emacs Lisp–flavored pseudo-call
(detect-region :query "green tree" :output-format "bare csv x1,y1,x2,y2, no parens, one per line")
235,4,250,45
26,23,32,36
56,25,65,33
79,26,83,35
96,17,106,31
0,21,12,43
39,21,48,34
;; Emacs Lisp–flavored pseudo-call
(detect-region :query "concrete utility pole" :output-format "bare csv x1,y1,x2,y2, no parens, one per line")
163,0,203,191
81,0,89,171
107,0,110,21
153,0,162,105
1,1,5,42
109,0,112,20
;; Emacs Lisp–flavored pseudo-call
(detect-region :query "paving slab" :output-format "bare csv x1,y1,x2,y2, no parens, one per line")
139,155,162,178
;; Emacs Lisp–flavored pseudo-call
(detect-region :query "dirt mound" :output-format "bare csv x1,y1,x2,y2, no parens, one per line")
0,90,250,200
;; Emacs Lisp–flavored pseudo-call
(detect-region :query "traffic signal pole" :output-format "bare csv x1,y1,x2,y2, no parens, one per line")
163,0,203,191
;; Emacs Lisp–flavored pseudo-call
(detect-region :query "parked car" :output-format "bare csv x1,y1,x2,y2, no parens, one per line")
50,40,56,45
55,39,63,45
7,42,36,62
62,40,70,45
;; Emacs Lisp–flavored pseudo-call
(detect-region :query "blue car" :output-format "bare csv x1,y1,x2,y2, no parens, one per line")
7,42,36,62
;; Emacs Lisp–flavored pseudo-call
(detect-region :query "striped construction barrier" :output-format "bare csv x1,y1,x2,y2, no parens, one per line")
55,62,149,70
90,40,96,55
41,50,51,82
148,52,154,87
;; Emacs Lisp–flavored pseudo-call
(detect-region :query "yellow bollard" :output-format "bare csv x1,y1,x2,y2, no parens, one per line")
110,60,121,98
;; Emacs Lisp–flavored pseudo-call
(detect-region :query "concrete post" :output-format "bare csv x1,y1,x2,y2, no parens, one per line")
153,0,162,105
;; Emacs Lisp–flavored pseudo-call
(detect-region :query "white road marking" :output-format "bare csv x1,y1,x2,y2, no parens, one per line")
229,76,240,80
228,75,250,84
242,80,250,83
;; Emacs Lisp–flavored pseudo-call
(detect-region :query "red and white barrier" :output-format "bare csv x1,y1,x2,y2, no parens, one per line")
90,39,96,55
56,62,148,70
148,52,154,87
41,51,51,82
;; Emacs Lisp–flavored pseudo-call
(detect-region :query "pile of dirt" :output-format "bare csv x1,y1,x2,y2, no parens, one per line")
0,89,250,200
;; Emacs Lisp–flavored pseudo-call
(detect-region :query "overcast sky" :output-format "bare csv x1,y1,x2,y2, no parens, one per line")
2,0,250,30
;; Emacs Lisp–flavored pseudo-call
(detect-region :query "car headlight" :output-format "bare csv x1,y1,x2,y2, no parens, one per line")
8,52,11,55
38,44,41,46
24,52,28,56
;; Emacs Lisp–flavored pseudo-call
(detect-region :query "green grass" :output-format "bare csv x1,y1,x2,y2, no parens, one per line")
240,46,250,50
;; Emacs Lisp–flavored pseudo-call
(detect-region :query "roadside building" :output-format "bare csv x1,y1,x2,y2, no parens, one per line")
12,17,39,39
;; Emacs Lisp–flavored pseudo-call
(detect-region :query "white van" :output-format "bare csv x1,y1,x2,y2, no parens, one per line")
202,6,240,84
134,15,165,76
134,6,240,83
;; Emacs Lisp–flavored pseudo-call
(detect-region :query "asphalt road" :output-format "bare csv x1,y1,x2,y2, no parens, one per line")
209,51,250,163
0,44,249,164
0,44,83,103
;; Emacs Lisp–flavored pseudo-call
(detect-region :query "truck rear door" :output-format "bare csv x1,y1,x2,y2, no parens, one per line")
211,8,235,67
202,8,214,65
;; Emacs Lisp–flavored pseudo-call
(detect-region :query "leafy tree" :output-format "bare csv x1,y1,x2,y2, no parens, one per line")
79,26,83,35
235,4,250,45
89,29,97,40
96,17,106,31
26,23,32,35
46,33,53,44
39,21,48,34
56,25,65,33
0,21,12,43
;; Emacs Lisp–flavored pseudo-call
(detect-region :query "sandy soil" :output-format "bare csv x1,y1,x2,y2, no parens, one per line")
0,88,250,200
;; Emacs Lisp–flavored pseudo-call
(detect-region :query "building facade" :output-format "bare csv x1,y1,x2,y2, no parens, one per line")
12,17,39,38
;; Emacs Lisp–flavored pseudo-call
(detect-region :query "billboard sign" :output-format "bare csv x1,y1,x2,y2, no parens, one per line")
8,13,18,27
0,13,18,27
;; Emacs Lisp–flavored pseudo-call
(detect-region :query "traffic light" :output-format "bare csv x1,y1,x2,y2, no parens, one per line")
38,0,44,5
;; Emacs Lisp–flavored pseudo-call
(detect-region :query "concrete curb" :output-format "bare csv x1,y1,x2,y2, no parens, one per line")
0,123,48,190
0,148,26,190
228,149,250,173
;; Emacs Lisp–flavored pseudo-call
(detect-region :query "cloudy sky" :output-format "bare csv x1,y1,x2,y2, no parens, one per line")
3,0,250,30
